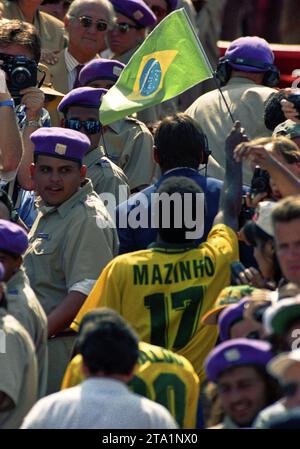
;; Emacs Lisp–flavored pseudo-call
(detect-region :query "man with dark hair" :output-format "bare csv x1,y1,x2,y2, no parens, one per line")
62,309,200,429
116,112,223,254
73,121,244,384
204,339,279,428
23,127,118,394
21,309,177,429
272,196,300,285
264,90,287,131
186,36,278,184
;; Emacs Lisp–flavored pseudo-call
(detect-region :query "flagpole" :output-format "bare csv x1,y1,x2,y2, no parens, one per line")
181,8,235,124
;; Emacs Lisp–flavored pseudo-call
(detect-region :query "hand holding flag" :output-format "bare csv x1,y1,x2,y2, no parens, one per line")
99,8,213,125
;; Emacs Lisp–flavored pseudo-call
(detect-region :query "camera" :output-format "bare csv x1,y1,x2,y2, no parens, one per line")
0,53,38,102
250,166,271,198
287,92,300,117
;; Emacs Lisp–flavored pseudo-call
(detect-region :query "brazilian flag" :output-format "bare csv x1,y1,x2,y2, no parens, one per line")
99,8,213,125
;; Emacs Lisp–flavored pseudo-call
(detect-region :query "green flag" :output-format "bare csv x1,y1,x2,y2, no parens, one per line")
99,8,213,125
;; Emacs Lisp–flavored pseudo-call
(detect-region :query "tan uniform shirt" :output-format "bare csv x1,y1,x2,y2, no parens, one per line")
23,180,119,316
186,77,275,184
6,269,48,398
0,310,38,429
84,147,129,203
101,118,156,191
1,1,65,52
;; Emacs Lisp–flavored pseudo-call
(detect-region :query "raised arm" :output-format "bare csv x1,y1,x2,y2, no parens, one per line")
213,121,245,231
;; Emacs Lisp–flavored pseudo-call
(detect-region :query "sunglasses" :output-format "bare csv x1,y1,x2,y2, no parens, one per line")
282,381,300,397
114,22,140,33
72,15,108,32
65,119,101,135
150,5,168,19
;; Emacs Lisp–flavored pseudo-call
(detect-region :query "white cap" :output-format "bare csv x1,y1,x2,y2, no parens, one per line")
254,200,277,237
267,348,300,379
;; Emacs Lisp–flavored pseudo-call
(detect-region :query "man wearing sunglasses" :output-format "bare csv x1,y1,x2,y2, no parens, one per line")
57,86,129,203
255,347,300,428
108,0,156,64
46,0,115,126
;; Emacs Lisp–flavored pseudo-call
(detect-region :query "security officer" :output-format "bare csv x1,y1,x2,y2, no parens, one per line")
186,36,279,184
58,87,130,202
23,127,119,394
0,263,38,429
0,219,48,398
78,63,156,191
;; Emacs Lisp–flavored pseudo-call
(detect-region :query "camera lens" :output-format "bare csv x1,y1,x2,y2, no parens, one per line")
11,67,31,88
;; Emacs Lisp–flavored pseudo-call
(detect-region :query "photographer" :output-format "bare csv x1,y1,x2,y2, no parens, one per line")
236,136,300,204
233,137,300,289
0,67,23,182
0,20,50,225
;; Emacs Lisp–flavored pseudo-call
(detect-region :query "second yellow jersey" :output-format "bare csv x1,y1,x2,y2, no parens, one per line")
61,341,200,429
72,224,238,381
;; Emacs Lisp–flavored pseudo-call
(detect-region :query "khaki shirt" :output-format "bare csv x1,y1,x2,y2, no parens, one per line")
6,269,48,398
24,180,119,316
186,77,276,184
101,118,156,191
0,310,38,429
84,147,129,203
1,1,66,52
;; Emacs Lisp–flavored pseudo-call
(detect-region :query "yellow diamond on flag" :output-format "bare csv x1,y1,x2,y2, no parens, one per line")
128,50,178,101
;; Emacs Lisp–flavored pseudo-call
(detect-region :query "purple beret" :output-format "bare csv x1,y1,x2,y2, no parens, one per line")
0,262,4,282
225,36,274,73
31,127,90,163
218,299,250,342
205,338,273,383
0,219,28,255
57,87,108,113
79,59,125,86
166,0,178,11
110,0,157,27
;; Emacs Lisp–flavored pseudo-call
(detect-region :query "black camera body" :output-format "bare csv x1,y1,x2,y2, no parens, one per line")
287,92,300,117
250,167,271,198
0,53,38,102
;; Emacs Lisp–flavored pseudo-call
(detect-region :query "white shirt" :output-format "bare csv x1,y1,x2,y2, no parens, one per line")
64,48,81,91
21,377,178,429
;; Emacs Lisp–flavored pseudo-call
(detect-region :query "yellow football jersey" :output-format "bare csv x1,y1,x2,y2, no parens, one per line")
72,224,238,381
61,342,200,429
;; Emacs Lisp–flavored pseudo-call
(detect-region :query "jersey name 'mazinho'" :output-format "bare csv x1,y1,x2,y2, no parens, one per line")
133,256,215,286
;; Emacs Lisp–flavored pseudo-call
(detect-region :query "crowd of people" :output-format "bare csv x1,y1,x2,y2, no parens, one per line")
1,0,300,430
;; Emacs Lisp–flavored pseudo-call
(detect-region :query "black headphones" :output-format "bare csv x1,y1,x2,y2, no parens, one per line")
202,133,211,165
215,56,280,88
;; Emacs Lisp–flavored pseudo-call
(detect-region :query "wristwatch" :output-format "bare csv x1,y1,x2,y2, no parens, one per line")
24,118,42,127
0,99,15,108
